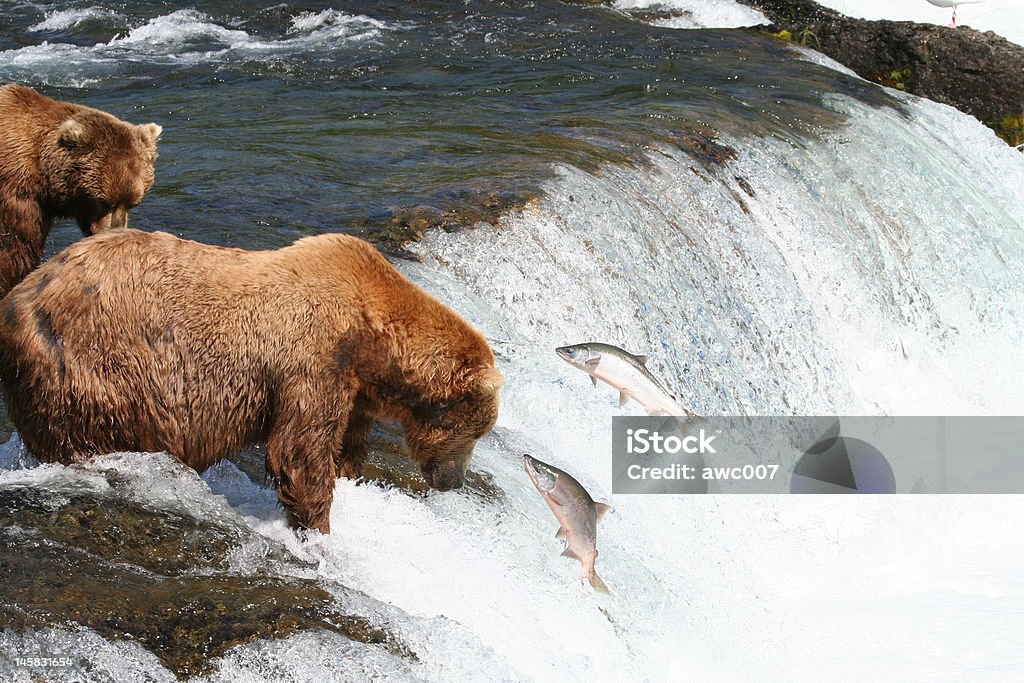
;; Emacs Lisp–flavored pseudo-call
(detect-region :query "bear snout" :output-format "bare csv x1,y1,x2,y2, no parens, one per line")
92,205,129,233
422,461,465,491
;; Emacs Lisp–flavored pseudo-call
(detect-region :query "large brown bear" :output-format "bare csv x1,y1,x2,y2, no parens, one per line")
0,84,161,296
0,229,502,533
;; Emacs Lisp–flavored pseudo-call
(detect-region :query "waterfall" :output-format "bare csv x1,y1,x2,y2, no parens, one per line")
2,13,1022,677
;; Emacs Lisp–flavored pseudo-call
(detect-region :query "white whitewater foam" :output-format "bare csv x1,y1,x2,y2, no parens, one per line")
288,8,388,34
0,8,393,87
28,6,125,33
244,9,390,51
199,630,418,683
614,0,768,29
790,44,863,78
115,9,250,48
0,627,173,683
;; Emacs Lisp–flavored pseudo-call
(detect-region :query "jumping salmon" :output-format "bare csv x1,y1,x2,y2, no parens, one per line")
556,342,704,432
524,454,610,593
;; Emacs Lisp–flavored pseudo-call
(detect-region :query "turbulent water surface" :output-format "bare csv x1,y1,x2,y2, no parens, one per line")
1,1,1023,681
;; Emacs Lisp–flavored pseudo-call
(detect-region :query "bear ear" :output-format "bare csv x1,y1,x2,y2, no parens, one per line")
57,118,86,150
139,123,162,145
476,367,504,395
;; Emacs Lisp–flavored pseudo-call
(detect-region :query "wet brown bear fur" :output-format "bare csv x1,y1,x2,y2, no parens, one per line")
0,229,502,533
0,84,161,296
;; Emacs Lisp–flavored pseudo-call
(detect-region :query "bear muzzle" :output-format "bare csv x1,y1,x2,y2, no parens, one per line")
421,461,465,492
89,205,129,233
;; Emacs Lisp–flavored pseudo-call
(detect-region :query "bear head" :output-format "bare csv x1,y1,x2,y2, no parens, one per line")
400,365,503,492
41,111,161,234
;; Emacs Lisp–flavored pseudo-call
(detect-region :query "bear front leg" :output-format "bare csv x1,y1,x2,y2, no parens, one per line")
265,375,353,534
335,396,374,480
0,197,45,296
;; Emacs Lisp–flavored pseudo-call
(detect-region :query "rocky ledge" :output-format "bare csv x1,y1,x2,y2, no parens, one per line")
737,0,1024,145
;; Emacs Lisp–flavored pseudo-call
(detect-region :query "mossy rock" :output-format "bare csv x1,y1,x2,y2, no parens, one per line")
740,0,1024,148
0,488,241,576
0,532,410,677
990,112,1024,147
0,483,412,677
879,68,913,91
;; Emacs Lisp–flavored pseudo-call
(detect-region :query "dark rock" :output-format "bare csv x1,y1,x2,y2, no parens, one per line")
738,0,1024,145
0,488,239,576
0,482,412,677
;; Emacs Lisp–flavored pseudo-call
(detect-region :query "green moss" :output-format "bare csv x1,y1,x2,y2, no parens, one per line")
798,27,820,48
878,68,913,92
767,29,793,43
990,113,1024,147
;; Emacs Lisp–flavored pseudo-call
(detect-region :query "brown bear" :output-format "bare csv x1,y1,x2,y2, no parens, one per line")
0,84,161,296
0,229,502,533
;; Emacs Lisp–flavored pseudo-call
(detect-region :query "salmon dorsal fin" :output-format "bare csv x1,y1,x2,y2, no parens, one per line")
555,527,567,540
594,503,612,522
561,547,581,560
634,354,648,365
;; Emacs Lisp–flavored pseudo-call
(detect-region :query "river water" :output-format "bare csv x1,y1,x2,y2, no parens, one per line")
1,1,1022,680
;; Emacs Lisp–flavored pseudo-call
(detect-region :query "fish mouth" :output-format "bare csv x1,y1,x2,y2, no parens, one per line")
523,454,556,492
523,454,538,477
556,344,599,368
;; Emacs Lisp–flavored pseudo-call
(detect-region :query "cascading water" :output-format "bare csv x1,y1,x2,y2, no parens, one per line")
411,90,1024,418
395,86,1024,679
1,1,1022,680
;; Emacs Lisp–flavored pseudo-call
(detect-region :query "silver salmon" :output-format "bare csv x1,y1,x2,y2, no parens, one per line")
556,342,704,432
524,454,610,593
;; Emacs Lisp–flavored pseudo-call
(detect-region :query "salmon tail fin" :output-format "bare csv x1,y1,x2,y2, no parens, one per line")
588,571,610,594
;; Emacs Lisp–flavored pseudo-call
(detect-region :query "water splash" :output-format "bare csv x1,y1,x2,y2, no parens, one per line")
614,0,769,29
28,6,125,33
1,8,394,87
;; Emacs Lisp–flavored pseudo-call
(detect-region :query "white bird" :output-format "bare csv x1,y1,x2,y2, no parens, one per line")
926,0,986,29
